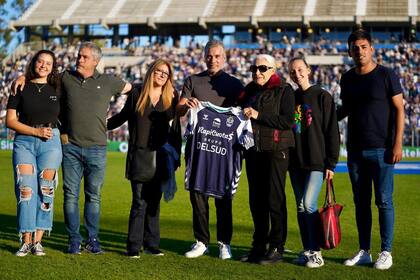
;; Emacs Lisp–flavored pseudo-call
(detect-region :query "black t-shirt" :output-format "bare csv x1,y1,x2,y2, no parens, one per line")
339,64,403,151
7,82,60,126
181,70,243,107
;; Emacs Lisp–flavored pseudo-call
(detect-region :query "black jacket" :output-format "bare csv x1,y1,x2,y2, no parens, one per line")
239,75,295,152
107,86,179,179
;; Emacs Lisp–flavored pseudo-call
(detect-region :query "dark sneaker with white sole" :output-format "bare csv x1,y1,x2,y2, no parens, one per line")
85,238,104,254
68,241,82,254
258,248,283,265
144,247,164,256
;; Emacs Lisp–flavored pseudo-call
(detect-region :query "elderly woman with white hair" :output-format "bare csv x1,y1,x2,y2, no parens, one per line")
238,54,295,264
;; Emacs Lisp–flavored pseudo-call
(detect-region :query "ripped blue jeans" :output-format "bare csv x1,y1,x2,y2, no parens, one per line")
12,128,62,235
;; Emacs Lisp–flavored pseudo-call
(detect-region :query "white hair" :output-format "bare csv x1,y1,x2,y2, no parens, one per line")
255,54,276,69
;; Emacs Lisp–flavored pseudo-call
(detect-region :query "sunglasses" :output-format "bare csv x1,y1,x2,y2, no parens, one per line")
250,65,273,73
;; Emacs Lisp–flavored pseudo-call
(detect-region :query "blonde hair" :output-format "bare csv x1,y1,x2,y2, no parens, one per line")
136,58,174,115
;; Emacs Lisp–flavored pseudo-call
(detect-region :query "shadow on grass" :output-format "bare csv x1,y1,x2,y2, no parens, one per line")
1,214,255,259
0,213,127,254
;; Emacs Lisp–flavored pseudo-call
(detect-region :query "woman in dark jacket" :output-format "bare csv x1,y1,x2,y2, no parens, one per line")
288,57,340,268
239,54,295,264
107,58,179,258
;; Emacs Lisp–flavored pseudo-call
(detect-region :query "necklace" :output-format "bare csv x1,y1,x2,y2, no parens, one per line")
34,83,47,93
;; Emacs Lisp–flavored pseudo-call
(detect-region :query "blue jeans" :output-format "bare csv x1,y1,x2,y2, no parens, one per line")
12,129,62,234
62,143,106,243
289,169,324,251
347,148,394,252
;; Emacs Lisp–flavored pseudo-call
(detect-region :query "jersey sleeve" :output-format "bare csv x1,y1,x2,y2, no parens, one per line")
184,102,203,138
236,110,254,150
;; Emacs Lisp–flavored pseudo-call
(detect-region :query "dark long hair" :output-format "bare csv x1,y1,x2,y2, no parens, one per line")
25,50,61,93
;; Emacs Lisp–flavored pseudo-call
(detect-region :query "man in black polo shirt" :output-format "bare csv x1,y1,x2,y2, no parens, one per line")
176,40,244,260
338,29,404,270
14,42,132,254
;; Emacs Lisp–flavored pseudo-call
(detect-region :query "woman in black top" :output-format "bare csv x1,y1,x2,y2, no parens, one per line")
6,50,62,257
239,54,295,264
107,58,179,258
288,57,340,268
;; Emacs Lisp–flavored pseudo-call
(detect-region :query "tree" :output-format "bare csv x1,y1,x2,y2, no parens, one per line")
0,0,32,59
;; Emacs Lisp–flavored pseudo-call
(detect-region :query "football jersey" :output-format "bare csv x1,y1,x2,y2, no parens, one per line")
184,101,254,198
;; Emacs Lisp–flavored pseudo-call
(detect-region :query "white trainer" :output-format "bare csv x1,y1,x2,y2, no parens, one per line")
374,251,393,270
185,241,208,258
15,243,32,257
344,249,372,266
218,241,232,260
306,251,324,268
32,242,46,256
293,250,311,265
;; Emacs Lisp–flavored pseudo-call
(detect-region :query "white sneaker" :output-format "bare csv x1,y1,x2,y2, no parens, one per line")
218,241,232,260
16,243,32,257
306,251,324,268
374,251,393,270
185,241,208,258
344,249,372,266
293,250,311,265
32,242,46,256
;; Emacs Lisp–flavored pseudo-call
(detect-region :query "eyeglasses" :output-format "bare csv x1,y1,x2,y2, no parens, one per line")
154,69,170,78
250,65,273,73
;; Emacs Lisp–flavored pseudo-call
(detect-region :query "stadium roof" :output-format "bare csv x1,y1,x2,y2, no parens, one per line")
9,0,420,30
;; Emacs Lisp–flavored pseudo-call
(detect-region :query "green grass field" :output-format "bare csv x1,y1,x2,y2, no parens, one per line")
0,150,419,280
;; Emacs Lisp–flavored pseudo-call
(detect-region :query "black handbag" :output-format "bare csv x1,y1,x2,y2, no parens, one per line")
128,147,156,182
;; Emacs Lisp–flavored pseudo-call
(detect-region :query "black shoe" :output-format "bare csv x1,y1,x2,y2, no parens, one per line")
126,251,140,259
239,248,266,263
144,247,164,256
258,248,283,265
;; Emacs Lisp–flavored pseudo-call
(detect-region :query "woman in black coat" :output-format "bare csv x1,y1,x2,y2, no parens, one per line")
239,54,295,264
107,58,179,258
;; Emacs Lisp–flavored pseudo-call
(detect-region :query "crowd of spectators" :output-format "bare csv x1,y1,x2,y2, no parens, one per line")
1,41,419,146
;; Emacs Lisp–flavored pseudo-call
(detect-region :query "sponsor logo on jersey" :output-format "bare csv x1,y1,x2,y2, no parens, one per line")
226,116,234,127
212,118,221,128
196,141,227,155
197,126,234,141
203,114,208,120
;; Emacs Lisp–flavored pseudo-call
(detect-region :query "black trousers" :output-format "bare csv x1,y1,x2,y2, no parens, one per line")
189,190,233,245
127,180,162,254
245,149,289,252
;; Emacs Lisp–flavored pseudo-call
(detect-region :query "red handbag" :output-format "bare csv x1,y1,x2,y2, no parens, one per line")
319,179,343,250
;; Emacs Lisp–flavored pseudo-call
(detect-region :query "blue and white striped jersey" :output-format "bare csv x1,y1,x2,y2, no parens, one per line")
184,102,254,198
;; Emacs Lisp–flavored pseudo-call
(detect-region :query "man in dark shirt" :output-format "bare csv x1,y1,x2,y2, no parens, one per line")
338,29,404,270
176,40,243,260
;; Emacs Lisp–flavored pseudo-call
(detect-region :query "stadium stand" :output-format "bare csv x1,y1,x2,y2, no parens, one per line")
0,42,419,146
2,0,419,146
10,0,419,30
211,0,257,18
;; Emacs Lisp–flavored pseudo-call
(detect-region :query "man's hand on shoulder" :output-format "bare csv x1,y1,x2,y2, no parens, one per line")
11,75,26,96
121,82,132,95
